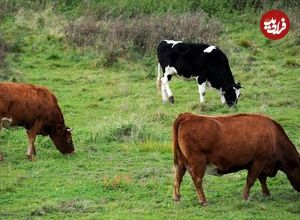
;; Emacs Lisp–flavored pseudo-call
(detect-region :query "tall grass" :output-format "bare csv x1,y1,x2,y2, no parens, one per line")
0,33,14,80
2,0,299,18
64,11,222,58
0,34,9,66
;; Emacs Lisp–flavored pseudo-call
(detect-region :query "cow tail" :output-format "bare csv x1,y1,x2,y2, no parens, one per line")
173,113,190,167
173,115,180,165
156,63,162,93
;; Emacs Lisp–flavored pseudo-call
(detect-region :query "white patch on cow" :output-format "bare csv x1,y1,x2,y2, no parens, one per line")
157,63,167,102
164,40,182,48
203,45,216,53
157,63,166,101
1,117,12,130
160,65,177,100
205,164,221,176
234,88,241,99
157,63,163,84
220,88,226,104
162,75,172,98
165,66,177,75
197,79,206,103
161,87,168,103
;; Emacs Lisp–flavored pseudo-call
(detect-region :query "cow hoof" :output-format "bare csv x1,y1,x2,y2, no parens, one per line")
172,194,181,202
169,96,175,104
27,155,35,161
242,194,250,201
262,191,271,197
199,201,208,206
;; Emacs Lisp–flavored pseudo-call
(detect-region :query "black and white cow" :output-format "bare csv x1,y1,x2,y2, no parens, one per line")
157,40,241,106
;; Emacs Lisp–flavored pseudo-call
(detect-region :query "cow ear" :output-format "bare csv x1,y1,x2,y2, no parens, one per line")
56,124,65,135
235,82,241,89
237,82,245,89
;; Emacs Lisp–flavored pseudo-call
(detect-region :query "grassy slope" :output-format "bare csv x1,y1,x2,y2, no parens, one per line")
0,7,300,220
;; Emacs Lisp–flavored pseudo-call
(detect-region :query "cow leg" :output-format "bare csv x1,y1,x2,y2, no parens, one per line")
190,160,208,205
173,158,186,201
192,171,207,205
220,88,226,104
156,63,163,93
161,66,175,103
26,121,42,160
160,77,169,103
1,118,12,160
26,130,37,160
196,77,206,103
243,160,265,200
258,175,271,197
157,64,168,102
166,75,174,103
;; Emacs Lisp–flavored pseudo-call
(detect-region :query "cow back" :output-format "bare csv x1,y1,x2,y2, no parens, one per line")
0,82,61,131
175,113,280,173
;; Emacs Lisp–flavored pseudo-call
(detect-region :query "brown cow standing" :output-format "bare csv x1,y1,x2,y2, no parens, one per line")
0,82,74,160
173,112,300,205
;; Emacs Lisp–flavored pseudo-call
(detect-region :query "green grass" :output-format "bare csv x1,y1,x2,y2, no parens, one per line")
1,2,300,219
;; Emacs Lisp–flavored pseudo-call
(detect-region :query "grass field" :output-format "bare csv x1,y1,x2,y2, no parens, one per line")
0,1,300,219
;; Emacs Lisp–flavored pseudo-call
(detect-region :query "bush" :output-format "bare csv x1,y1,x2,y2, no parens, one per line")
119,12,222,53
0,34,21,81
0,0,48,18
0,34,12,80
64,16,100,47
0,35,9,66
64,11,222,65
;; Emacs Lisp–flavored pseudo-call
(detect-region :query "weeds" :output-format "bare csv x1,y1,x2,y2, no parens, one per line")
64,16,99,47
0,33,14,80
64,11,222,66
0,34,9,66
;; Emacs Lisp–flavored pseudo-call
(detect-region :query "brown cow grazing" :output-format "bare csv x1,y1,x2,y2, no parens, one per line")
0,82,74,160
173,112,300,205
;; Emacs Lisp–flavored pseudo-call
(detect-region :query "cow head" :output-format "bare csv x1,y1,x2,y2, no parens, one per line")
287,169,300,192
286,153,300,192
50,124,75,154
223,82,242,107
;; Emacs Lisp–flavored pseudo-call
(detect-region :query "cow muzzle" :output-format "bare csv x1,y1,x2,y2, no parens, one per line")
63,150,75,155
